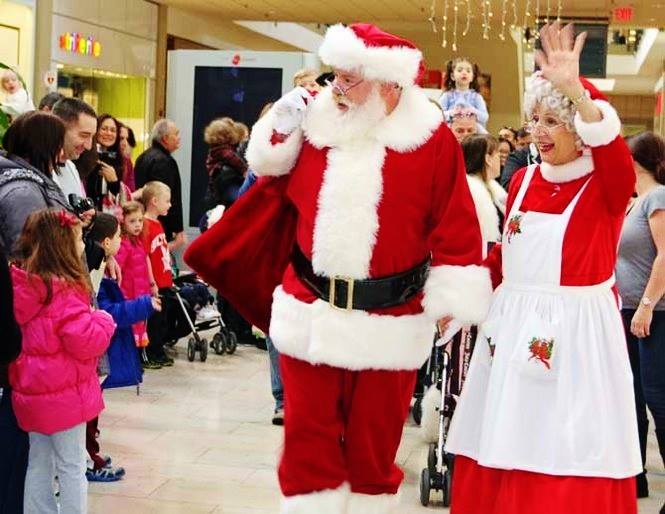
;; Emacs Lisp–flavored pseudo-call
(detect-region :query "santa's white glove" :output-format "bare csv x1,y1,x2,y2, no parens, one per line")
272,86,313,135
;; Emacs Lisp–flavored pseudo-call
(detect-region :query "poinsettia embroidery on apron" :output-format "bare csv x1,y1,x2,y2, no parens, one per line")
528,337,555,369
505,214,523,243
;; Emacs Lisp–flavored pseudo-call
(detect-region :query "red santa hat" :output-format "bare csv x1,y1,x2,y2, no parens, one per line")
318,23,425,88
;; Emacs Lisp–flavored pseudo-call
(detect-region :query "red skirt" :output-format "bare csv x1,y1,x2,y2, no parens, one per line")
451,456,637,514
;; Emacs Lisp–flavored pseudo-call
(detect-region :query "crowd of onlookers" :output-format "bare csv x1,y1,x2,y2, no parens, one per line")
0,73,219,511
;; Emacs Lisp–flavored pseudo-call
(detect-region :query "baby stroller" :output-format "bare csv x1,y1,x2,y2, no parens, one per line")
168,273,238,362
419,325,477,508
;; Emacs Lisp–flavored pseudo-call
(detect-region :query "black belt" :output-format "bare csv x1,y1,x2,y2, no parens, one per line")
292,246,430,311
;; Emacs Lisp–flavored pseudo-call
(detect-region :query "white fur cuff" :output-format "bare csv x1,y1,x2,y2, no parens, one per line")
347,491,400,514
574,100,621,148
422,264,493,324
245,109,303,177
281,483,349,514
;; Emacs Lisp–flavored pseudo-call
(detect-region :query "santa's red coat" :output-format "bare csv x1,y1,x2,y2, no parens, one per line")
243,87,492,371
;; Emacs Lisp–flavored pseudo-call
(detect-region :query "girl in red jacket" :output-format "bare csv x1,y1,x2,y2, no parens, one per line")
10,208,115,514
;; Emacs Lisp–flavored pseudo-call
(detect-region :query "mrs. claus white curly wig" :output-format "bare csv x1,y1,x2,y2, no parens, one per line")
523,72,590,133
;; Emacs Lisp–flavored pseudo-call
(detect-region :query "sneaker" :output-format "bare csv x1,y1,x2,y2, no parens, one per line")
272,408,284,426
153,354,174,367
86,466,123,482
196,304,221,322
140,349,162,369
141,358,162,370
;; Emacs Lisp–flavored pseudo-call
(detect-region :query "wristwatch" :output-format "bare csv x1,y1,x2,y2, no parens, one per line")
641,296,653,307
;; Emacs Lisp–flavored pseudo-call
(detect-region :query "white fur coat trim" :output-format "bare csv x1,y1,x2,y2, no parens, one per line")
466,175,506,246
574,100,622,148
347,491,400,514
281,483,350,514
422,264,493,324
311,142,385,278
540,153,594,183
304,86,442,152
318,24,422,88
270,286,434,371
245,108,303,177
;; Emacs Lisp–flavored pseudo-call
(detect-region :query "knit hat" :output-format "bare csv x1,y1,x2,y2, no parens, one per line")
318,23,425,88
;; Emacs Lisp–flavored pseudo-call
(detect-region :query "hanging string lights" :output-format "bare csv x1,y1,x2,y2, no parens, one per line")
424,0,562,49
429,0,438,33
482,0,491,40
499,0,508,40
523,0,532,44
511,0,518,29
441,0,449,47
463,0,472,36
452,0,460,51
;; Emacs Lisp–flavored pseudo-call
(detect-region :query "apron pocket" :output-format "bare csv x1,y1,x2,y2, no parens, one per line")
509,314,560,380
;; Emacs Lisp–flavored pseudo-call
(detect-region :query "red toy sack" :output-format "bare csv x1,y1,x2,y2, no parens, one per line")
184,176,296,333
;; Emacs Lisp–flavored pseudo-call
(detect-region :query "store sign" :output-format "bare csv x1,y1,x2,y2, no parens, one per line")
59,32,102,57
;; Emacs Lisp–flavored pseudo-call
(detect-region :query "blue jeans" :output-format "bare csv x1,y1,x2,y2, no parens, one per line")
0,387,29,514
622,309,665,469
267,337,284,411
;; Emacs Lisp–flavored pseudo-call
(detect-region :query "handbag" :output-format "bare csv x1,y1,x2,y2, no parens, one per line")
184,175,297,333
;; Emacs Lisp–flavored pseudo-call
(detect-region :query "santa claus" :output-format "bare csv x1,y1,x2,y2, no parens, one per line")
187,23,491,513
445,22,642,514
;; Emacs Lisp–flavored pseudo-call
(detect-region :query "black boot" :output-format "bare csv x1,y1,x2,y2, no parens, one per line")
636,470,649,498
660,501,665,514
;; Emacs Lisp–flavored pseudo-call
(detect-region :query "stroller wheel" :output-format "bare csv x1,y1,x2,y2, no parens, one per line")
443,467,453,507
187,338,196,362
199,338,208,362
419,468,431,507
412,397,423,425
427,443,437,475
212,333,226,355
225,332,238,355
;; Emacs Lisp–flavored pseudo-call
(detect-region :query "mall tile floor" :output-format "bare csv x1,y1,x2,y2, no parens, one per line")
89,332,665,513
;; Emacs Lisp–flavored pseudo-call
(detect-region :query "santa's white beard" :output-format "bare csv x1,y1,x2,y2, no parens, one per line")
304,86,388,146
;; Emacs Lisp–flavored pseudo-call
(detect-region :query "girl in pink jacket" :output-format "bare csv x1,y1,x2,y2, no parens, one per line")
10,209,115,514
116,201,154,351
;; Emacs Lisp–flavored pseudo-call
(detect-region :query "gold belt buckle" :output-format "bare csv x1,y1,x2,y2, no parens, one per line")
329,276,355,311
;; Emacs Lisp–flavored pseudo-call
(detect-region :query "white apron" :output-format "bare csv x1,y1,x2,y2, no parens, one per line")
446,164,641,479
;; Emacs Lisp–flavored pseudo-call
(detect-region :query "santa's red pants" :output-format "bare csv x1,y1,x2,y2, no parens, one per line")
452,456,637,514
278,354,417,513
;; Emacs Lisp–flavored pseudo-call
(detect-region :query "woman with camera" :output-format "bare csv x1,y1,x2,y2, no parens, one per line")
83,114,125,211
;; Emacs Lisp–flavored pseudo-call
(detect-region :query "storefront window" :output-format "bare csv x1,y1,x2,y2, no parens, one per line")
57,65,149,156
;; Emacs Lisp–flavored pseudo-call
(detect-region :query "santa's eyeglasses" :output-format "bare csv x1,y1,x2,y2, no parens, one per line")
325,75,364,96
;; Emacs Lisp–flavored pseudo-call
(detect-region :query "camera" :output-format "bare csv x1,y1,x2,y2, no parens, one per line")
98,149,117,166
68,194,95,216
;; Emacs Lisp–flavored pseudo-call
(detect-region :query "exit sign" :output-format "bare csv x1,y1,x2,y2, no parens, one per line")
613,5,634,22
